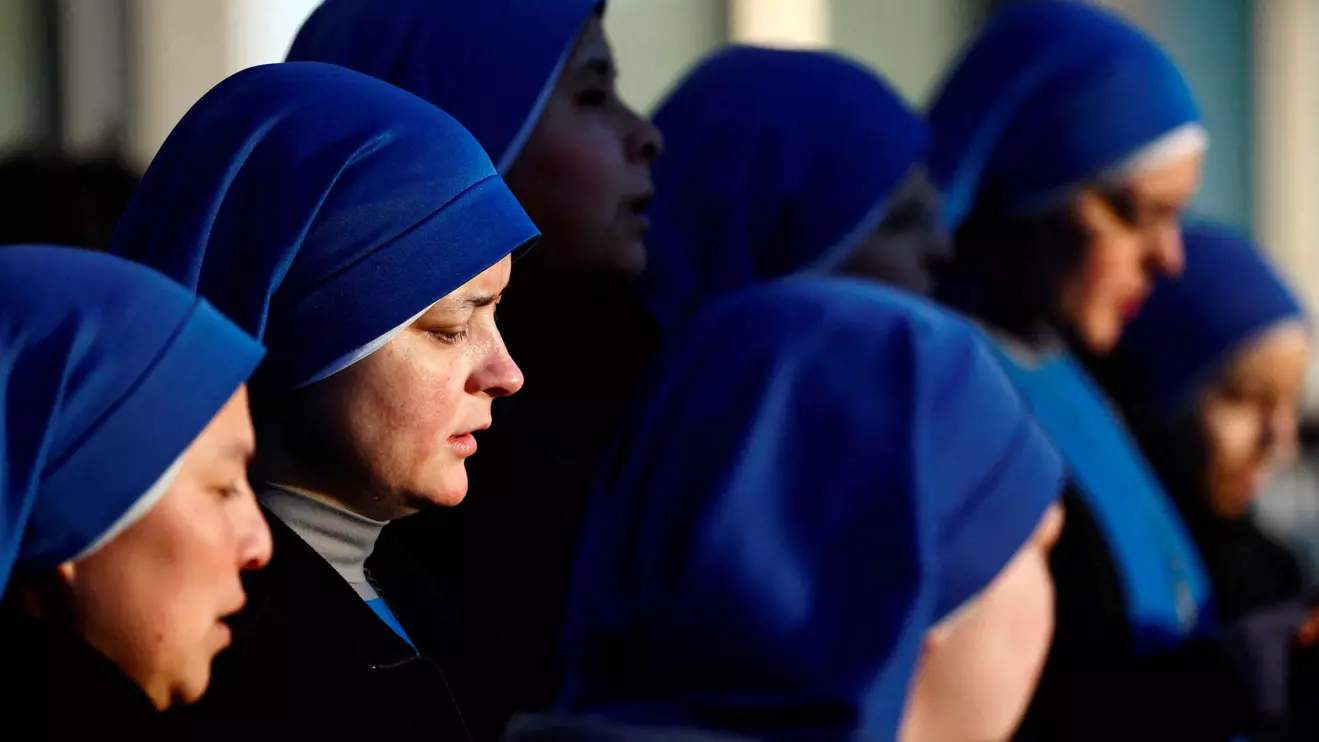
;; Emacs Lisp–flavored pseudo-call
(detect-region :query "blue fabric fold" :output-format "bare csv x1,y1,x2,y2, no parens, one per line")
288,0,601,173
928,0,1200,227
557,276,1062,740
639,46,929,331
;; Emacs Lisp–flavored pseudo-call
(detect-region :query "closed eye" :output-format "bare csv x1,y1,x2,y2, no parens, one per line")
428,328,469,345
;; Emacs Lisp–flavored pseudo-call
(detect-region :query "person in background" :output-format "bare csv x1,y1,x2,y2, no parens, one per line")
502,276,1063,742
110,62,537,741
927,2,1308,739
0,245,270,735
0,150,139,251
289,1,663,732
1096,223,1317,740
637,44,947,334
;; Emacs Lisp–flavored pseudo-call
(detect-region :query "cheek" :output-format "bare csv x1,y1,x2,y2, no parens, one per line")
1073,236,1140,312
512,123,623,234
1201,407,1262,473
70,504,232,697
941,554,1054,734
337,345,465,475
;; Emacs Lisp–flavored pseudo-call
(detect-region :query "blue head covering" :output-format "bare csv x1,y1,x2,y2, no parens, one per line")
556,276,1062,739
1117,223,1307,419
110,62,538,391
0,245,263,592
287,0,601,174
639,46,929,331
928,0,1202,227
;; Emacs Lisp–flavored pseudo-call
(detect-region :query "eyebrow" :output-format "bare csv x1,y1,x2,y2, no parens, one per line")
576,56,615,80
459,293,500,310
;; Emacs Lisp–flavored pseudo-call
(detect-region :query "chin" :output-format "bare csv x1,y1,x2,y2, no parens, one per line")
1079,317,1122,355
607,239,647,279
414,463,470,509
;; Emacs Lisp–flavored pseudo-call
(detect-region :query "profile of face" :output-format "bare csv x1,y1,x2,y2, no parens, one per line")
504,14,664,281
1194,321,1312,519
842,167,952,296
47,386,271,709
277,256,523,520
1059,152,1204,353
900,502,1065,742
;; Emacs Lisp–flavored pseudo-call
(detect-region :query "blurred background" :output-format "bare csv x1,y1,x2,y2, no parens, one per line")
3,0,1318,566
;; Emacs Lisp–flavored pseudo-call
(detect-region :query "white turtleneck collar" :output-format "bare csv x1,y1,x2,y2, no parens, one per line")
258,484,386,601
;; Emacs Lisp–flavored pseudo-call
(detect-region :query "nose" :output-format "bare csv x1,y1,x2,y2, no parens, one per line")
235,489,273,571
627,105,663,165
1265,404,1301,461
469,329,525,398
1148,223,1185,278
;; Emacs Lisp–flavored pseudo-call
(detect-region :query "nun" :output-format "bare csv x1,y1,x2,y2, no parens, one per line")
927,2,1305,739
637,44,947,333
1100,224,1319,738
0,245,270,733
498,276,1063,741
290,0,664,727
109,62,537,741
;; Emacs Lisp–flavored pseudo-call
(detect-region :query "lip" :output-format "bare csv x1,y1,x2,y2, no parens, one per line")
448,432,478,457
1119,296,1146,321
216,620,233,648
626,192,654,234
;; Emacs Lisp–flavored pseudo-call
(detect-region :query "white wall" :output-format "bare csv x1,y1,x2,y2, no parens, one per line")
0,0,51,152
124,0,320,168
605,0,729,114
832,0,984,106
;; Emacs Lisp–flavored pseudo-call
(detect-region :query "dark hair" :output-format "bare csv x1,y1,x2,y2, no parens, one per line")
938,188,1090,340
0,150,140,252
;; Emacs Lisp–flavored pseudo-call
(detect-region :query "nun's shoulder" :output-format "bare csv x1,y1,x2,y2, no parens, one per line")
501,714,759,742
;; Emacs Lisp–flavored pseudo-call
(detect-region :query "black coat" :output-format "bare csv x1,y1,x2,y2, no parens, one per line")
1016,487,1258,742
1067,348,1319,742
499,714,759,742
158,509,472,741
0,609,162,739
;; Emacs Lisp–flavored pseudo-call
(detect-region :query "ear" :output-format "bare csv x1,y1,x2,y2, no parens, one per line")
13,563,77,621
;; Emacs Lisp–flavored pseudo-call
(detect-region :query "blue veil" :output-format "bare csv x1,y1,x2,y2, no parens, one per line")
0,245,262,591
1118,223,1307,419
639,46,929,331
288,0,601,173
111,62,538,391
556,277,1061,739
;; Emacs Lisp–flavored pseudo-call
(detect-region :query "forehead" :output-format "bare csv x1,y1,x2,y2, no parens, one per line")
423,256,513,313
1225,321,1312,384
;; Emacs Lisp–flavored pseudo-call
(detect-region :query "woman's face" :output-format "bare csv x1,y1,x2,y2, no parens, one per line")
281,256,523,520
842,168,952,296
1060,152,1204,353
1196,321,1311,519
57,386,271,709
900,502,1065,742
505,15,664,281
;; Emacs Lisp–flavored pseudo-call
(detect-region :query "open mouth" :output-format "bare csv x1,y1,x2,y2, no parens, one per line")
629,193,653,214
627,193,654,231
448,423,487,457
